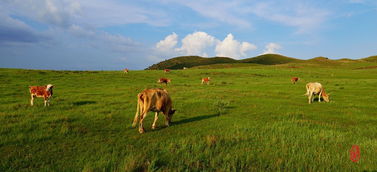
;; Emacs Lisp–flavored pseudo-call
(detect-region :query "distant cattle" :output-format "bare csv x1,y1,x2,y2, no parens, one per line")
164,69,171,73
132,88,176,133
183,67,188,70
305,82,330,104
291,77,299,84
158,78,171,85
124,68,129,74
29,84,54,106
201,77,210,85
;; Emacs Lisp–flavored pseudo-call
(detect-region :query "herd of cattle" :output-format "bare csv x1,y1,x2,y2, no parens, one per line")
29,69,330,133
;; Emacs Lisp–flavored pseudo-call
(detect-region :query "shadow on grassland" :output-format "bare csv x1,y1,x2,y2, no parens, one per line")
172,114,219,126
72,101,97,106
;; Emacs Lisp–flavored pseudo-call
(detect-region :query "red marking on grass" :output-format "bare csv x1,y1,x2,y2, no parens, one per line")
349,145,360,163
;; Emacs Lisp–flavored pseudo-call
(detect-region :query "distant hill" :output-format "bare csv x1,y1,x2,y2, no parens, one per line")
361,55,377,62
146,56,237,70
240,54,302,65
146,54,377,70
146,54,301,70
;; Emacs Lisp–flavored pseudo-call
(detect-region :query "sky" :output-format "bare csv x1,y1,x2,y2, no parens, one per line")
0,0,377,70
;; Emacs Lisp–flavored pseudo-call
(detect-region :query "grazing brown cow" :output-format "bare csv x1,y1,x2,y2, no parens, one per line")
124,68,129,74
132,88,176,133
29,84,54,106
164,69,171,73
305,82,330,104
291,77,299,84
201,77,210,85
158,78,171,85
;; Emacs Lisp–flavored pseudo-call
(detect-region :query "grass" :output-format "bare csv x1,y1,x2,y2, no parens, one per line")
1,62,377,171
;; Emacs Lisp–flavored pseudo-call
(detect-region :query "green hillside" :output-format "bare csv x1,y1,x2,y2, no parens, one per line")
146,56,237,70
240,54,302,65
147,54,302,70
362,55,377,62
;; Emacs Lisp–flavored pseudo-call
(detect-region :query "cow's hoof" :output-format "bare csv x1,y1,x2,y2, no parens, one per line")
139,128,145,134
152,126,156,130
131,123,137,128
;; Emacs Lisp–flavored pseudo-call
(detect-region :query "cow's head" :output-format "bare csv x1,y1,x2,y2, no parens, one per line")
322,93,330,102
46,84,54,91
166,108,176,125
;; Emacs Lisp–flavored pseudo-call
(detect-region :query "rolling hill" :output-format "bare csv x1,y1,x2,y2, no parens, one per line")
239,54,302,65
146,56,237,70
146,54,302,70
361,55,377,62
146,54,377,70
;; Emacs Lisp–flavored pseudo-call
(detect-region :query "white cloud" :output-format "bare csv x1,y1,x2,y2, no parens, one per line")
155,32,178,53
154,32,257,59
176,32,217,57
2,0,169,28
262,43,282,54
215,34,256,59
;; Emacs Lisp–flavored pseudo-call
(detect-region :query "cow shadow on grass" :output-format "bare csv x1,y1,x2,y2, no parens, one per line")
172,114,219,126
311,98,327,102
72,101,97,106
131,114,219,132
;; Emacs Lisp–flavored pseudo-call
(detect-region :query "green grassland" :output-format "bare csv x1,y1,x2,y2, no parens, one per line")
1,60,377,171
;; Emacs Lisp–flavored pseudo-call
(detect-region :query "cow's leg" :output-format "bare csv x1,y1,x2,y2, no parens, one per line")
132,102,140,128
30,95,34,106
318,92,322,102
163,113,170,127
152,112,159,129
44,96,47,107
139,110,147,133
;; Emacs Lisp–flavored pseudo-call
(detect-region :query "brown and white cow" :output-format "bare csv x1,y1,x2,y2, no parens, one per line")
157,78,171,85
124,68,129,74
201,77,210,85
291,77,299,84
164,69,171,73
132,88,176,133
305,82,330,104
29,84,54,106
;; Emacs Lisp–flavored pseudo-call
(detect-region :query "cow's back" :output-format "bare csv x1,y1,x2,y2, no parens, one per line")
30,86,47,96
141,88,171,112
306,82,323,94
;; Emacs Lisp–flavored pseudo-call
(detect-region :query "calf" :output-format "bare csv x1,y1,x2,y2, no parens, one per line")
29,84,54,106
132,88,176,133
305,82,330,104
158,78,171,85
201,77,210,85
124,68,129,74
291,77,299,84
164,69,171,73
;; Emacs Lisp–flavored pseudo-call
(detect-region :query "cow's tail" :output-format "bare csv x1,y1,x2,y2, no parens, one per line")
304,84,310,96
132,93,143,128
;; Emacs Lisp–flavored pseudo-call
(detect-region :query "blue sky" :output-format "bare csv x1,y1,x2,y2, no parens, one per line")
0,0,377,70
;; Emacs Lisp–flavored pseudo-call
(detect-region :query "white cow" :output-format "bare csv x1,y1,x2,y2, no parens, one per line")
305,82,330,104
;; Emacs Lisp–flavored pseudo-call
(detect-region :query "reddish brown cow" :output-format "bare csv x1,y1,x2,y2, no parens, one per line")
291,77,299,84
29,84,54,106
158,78,171,85
124,68,129,74
132,88,175,133
164,69,171,73
201,77,210,85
